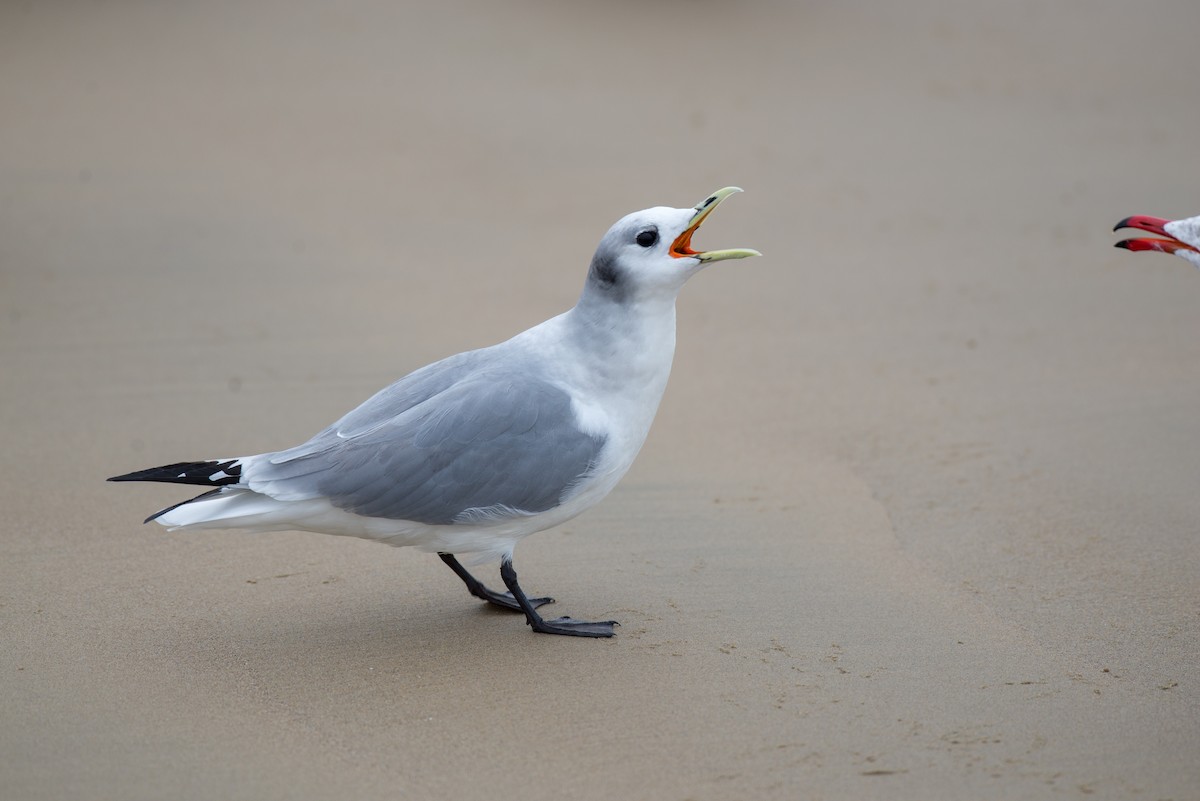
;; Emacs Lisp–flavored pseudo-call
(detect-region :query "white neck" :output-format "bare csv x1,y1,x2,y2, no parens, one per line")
565,283,679,393
506,282,680,467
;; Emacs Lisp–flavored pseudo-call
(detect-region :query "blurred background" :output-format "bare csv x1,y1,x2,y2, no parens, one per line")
2,2,1197,799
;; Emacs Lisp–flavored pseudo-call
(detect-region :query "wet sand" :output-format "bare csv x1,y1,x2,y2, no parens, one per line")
2,2,1198,798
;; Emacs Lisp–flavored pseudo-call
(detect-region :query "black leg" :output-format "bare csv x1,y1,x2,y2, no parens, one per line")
499,558,618,638
439,552,553,611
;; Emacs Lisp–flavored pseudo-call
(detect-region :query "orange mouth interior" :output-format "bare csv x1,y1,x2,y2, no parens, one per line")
669,223,702,259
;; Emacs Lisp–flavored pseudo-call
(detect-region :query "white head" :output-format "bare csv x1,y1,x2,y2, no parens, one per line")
584,187,761,302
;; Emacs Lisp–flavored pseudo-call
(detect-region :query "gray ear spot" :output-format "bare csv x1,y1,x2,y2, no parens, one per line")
589,251,620,287
635,228,658,248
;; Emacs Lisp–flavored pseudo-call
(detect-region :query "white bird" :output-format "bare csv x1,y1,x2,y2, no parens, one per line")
110,187,760,637
1114,214,1200,269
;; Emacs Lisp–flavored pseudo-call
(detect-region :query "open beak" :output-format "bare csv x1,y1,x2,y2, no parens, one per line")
669,186,762,263
1113,215,1200,257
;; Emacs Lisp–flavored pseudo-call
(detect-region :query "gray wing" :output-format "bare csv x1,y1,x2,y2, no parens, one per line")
324,350,480,439
248,360,605,525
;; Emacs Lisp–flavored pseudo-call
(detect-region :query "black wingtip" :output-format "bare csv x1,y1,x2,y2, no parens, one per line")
106,460,243,486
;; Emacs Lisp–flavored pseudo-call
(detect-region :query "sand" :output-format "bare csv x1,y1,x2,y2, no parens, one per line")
2,1,1198,799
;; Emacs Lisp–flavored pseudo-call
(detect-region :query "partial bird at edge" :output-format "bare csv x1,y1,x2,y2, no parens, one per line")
1113,214,1200,269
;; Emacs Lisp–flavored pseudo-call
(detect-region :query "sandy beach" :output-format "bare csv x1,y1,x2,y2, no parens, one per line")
2,1,1198,798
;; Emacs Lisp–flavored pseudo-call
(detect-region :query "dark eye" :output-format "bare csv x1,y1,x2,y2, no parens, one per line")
636,228,658,248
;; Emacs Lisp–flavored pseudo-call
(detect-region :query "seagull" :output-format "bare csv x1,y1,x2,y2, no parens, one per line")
1113,214,1200,269
109,187,760,637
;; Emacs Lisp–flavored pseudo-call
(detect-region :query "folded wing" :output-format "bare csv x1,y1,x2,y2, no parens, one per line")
248,361,606,526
